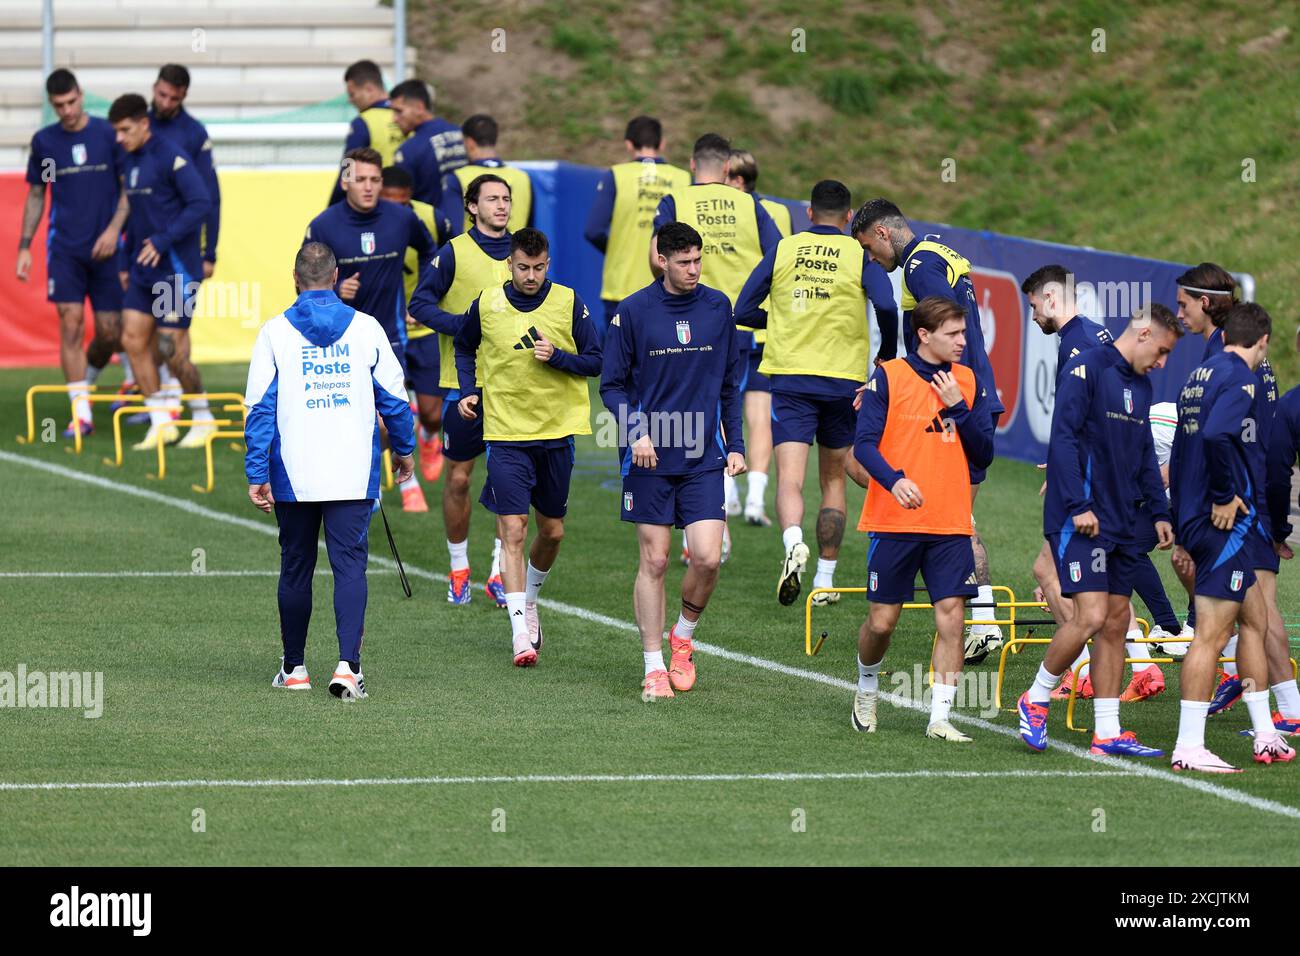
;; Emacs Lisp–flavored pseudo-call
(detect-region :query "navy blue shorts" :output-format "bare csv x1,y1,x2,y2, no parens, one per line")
1249,525,1280,574
620,469,725,528
481,440,575,518
1047,532,1141,597
745,343,771,394
866,533,976,605
771,390,857,448
47,249,123,311
1182,519,1257,602
442,391,485,462
404,335,443,397
123,275,196,329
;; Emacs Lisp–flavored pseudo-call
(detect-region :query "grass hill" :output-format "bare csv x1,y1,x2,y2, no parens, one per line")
409,0,1299,379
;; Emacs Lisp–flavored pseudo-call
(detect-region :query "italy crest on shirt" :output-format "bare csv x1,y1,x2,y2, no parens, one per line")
361,232,376,255
676,320,691,345
71,143,87,166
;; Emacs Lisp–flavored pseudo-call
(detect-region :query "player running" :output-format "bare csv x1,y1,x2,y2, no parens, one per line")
17,69,128,439
409,174,515,605
851,198,1004,662
439,114,532,238
1017,304,1180,757
1168,303,1294,771
453,228,602,666
601,222,746,698
722,147,789,527
306,146,437,509
390,80,467,214
329,59,409,207
851,296,995,741
583,115,690,338
109,93,214,452
380,165,445,486
734,180,898,607
654,133,781,557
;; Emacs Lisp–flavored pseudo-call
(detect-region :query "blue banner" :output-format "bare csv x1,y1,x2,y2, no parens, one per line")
519,160,1217,466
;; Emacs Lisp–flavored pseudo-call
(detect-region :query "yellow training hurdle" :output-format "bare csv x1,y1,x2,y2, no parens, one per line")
993,618,1150,710
805,585,1033,656
192,430,247,494
106,395,245,467
145,416,237,481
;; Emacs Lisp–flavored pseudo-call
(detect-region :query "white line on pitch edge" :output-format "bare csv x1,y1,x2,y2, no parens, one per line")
2,447,1299,823
0,769,1123,793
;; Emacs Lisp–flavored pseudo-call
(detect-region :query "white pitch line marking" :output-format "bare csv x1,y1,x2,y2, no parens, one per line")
3,448,1299,822
0,769,1123,793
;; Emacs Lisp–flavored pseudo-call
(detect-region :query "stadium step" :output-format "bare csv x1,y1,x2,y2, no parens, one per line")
0,0,414,167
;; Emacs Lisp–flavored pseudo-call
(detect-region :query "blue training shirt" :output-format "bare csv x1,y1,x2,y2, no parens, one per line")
1056,314,1112,384
149,106,220,263
119,133,211,287
27,116,121,257
407,226,513,338
1043,343,1167,545
600,278,745,476
393,117,467,209
1170,349,1263,543
1266,384,1300,543
898,235,1003,417
304,198,437,344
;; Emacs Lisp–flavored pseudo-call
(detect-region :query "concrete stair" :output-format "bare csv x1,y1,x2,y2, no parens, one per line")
1,0,414,167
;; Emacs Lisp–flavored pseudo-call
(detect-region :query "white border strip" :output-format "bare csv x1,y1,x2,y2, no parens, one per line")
0,769,1120,793
2,448,1299,822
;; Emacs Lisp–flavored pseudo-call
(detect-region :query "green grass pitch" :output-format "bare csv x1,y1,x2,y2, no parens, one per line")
2,364,1298,865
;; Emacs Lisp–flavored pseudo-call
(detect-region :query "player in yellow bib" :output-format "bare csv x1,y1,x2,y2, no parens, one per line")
735,180,900,608
454,229,603,667
583,115,691,337
329,60,408,207
439,114,533,240
380,165,446,492
724,147,793,526
654,133,782,559
408,174,514,607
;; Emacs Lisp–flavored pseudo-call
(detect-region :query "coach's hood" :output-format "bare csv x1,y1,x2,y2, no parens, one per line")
287,289,356,348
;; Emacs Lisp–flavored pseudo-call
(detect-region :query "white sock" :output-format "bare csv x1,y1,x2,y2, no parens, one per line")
1028,663,1060,704
68,379,91,423
930,682,957,725
1222,633,1239,676
145,392,170,427
1072,645,1091,680
1094,698,1121,739
1244,689,1274,737
1271,679,1300,719
813,557,837,588
490,538,503,576
118,351,134,384
644,650,666,676
857,657,880,694
525,561,549,604
746,471,768,507
505,592,527,639
724,473,739,506
674,613,697,640
970,584,994,628
1176,700,1210,750
447,538,469,573
399,476,420,492
85,363,103,386
189,396,213,422
1126,628,1154,672
782,525,803,551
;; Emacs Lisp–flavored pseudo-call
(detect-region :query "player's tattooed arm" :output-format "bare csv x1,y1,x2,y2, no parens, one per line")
18,183,45,249
816,507,845,554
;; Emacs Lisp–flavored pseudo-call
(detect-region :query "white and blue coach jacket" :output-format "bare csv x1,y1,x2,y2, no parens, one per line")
244,289,415,502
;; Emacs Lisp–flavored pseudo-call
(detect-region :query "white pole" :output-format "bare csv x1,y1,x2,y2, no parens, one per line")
394,0,407,81
41,0,54,123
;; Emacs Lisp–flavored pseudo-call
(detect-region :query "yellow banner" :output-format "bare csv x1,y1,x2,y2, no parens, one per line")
191,169,338,364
